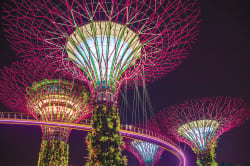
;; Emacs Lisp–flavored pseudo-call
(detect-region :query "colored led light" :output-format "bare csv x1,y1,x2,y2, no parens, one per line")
178,120,219,150
74,36,134,88
131,140,159,164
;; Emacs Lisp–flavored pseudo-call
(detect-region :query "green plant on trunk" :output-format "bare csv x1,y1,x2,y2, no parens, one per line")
85,104,127,166
196,143,218,166
38,139,69,166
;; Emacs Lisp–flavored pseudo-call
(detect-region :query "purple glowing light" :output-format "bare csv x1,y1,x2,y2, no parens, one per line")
0,117,186,166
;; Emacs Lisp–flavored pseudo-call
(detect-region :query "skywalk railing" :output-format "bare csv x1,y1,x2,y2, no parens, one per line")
0,112,181,151
0,112,35,120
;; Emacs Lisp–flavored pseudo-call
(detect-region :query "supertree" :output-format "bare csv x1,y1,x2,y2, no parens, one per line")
125,138,164,166
123,121,164,166
156,97,249,166
0,59,92,166
2,0,200,165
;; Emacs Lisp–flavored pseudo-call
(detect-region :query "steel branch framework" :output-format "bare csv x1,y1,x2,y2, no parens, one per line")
156,96,249,165
2,0,200,96
1,0,200,164
0,59,92,166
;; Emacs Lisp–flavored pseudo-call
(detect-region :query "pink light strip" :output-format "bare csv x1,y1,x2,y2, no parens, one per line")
0,118,186,166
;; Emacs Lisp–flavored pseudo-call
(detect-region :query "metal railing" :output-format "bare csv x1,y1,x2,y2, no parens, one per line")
118,124,180,150
0,112,180,151
0,112,35,120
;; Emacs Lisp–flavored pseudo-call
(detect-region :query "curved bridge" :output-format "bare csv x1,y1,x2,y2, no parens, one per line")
0,112,186,166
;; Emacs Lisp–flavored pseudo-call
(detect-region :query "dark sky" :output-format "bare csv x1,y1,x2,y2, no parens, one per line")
0,0,250,165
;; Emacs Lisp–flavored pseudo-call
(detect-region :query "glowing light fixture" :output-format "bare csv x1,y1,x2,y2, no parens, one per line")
158,97,249,165
178,120,219,150
131,140,159,165
66,21,141,90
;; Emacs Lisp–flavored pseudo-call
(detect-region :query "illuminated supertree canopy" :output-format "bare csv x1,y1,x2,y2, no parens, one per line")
2,0,200,97
1,0,200,165
156,97,249,166
128,140,164,166
0,59,92,166
123,122,165,166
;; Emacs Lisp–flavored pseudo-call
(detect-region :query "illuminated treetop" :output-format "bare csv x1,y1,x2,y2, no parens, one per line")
157,97,249,165
0,58,92,166
124,137,164,166
0,58,92,122
2,0,200,94
130,140,163,166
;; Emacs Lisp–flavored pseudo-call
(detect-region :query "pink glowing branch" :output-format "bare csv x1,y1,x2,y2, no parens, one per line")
156,97,249,153
2,0,200,92
0,58,92,140
124,138,144,166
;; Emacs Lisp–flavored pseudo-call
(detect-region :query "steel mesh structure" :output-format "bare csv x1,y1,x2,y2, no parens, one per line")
129,140,164,166
0,59,92,166
1,0,200,165
2,0,200,96
156,96,249,165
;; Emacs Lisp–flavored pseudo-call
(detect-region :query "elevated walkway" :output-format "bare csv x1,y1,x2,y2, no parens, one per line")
0,112,186,165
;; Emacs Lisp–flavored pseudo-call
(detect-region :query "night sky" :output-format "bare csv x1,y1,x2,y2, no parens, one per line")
0,0,250,165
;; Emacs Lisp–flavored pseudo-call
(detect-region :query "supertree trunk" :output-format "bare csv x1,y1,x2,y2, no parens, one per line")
196,147,217,166
38,127,70,166
86,103,127,166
